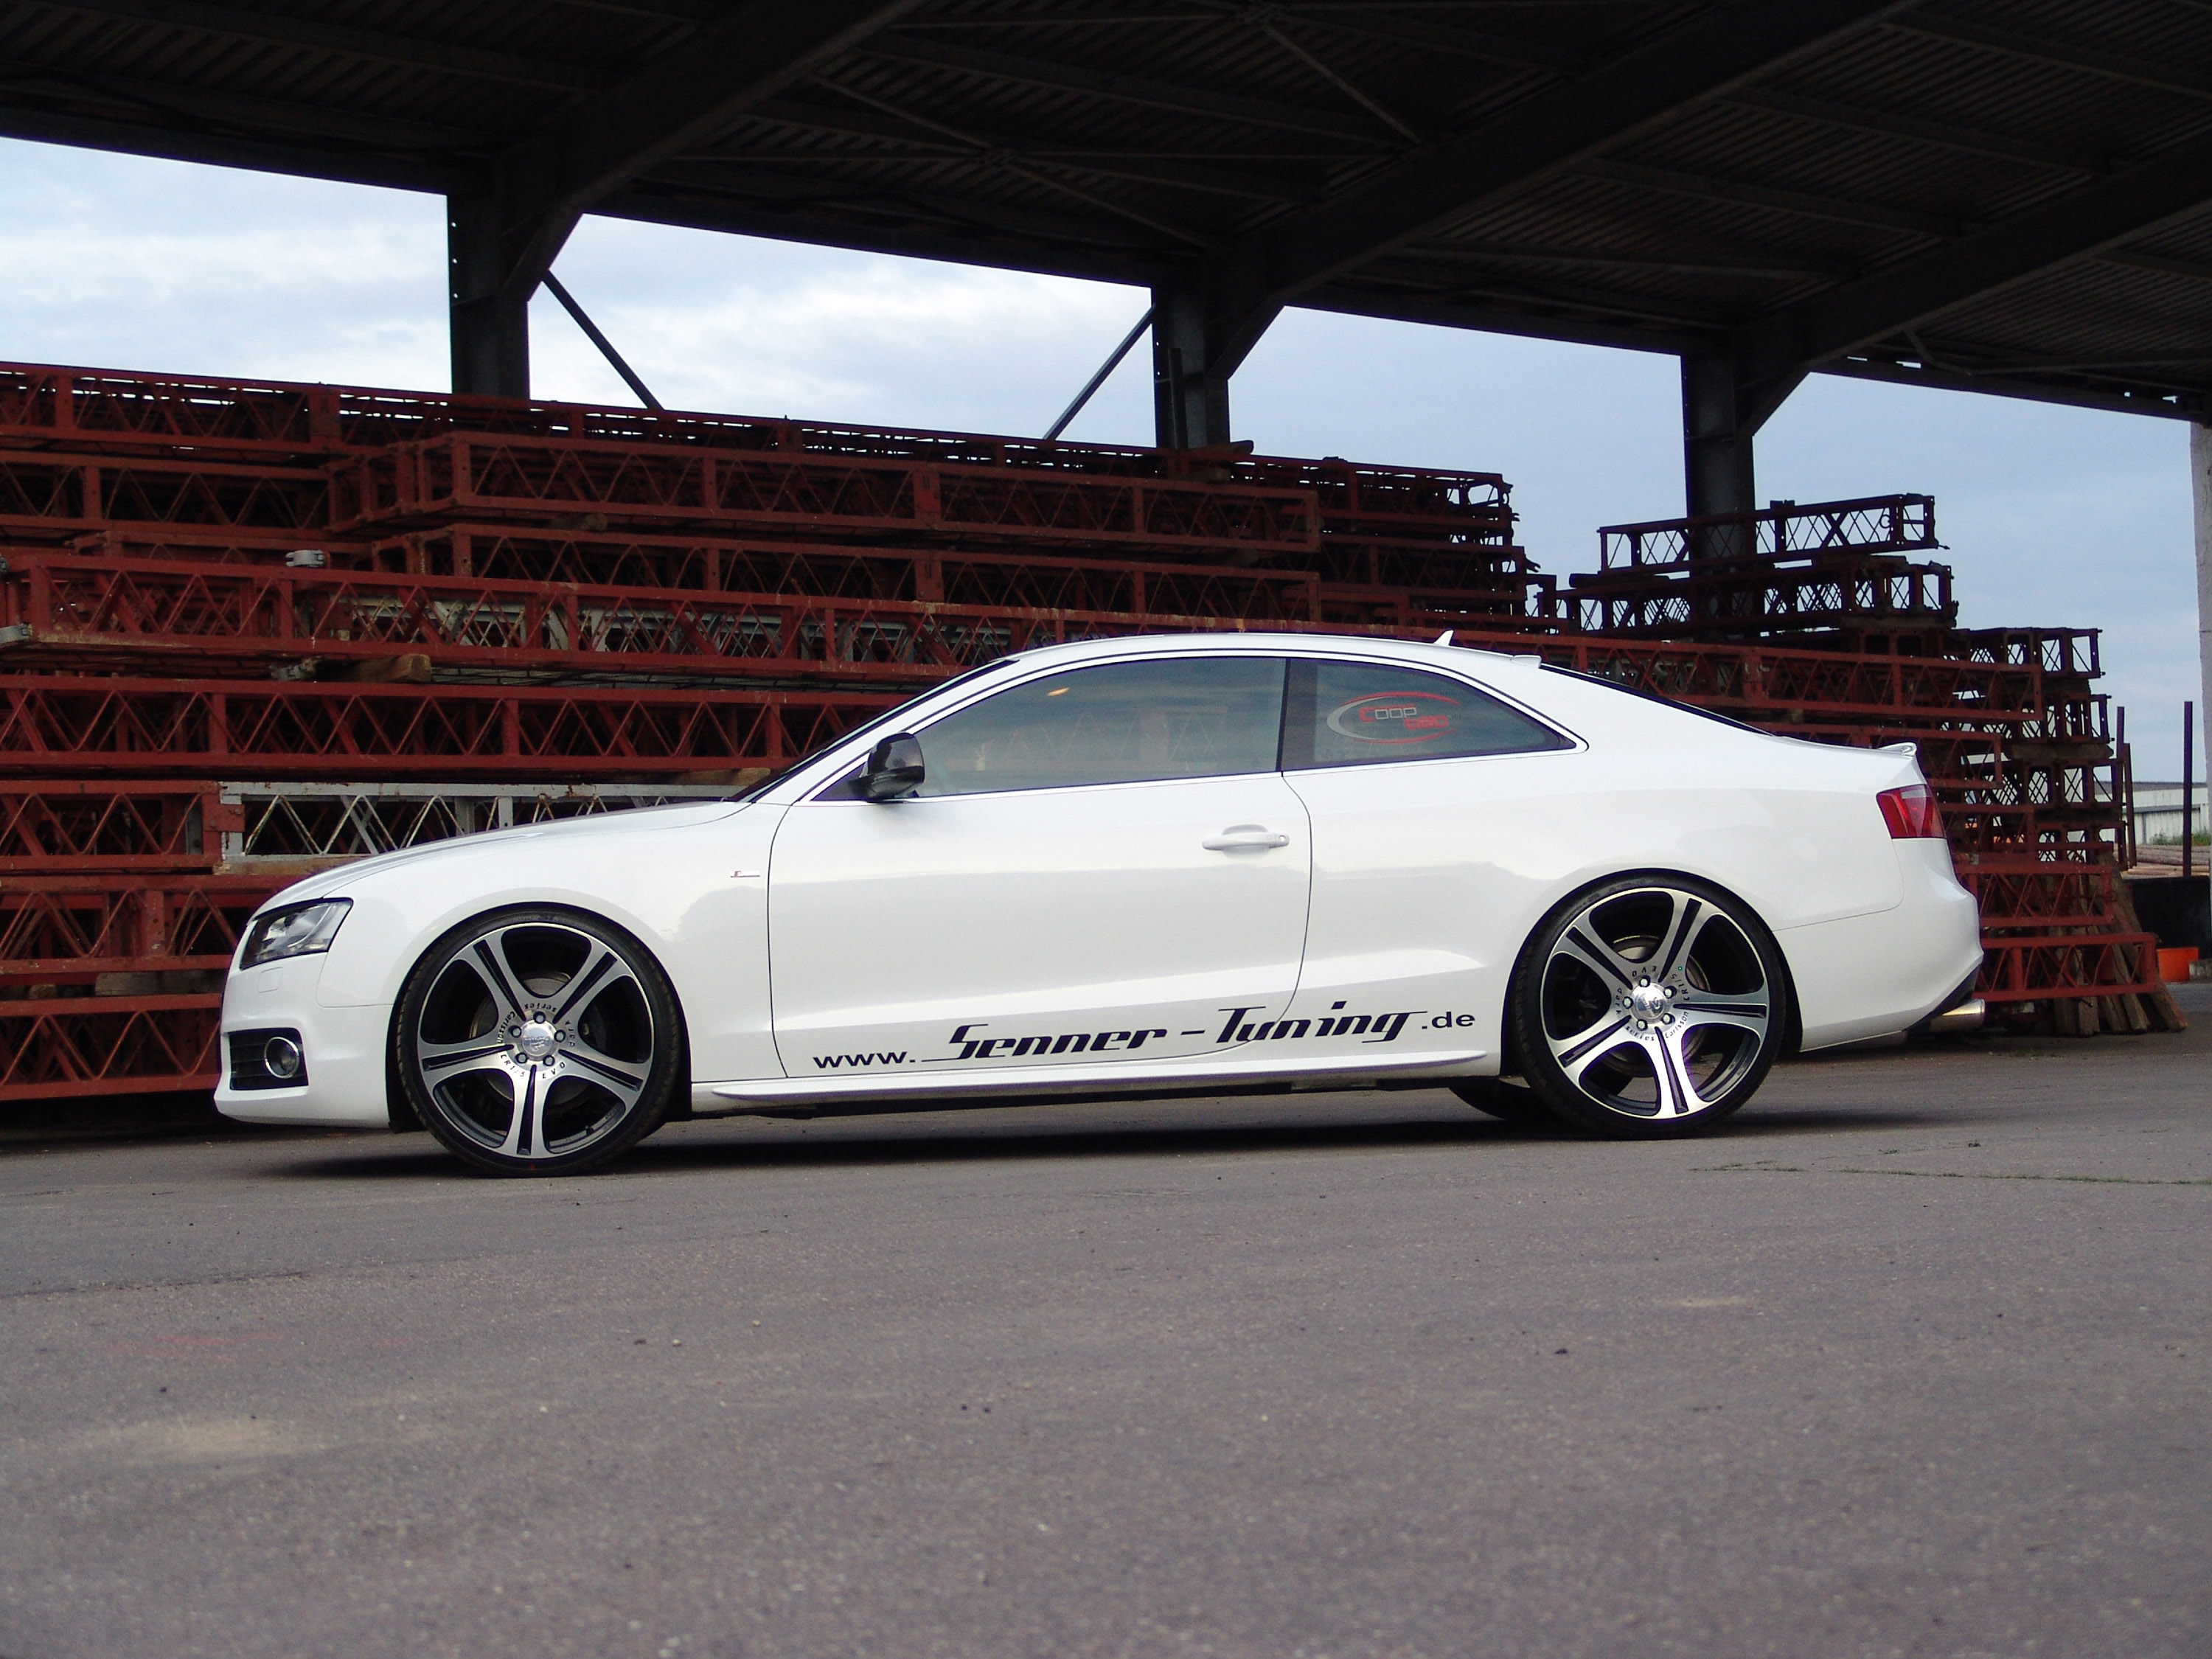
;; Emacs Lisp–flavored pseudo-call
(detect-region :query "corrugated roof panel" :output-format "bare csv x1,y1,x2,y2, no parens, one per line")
6,0,2212,411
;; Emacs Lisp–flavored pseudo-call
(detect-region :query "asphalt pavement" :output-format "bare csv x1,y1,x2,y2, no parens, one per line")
3,992,2208,1659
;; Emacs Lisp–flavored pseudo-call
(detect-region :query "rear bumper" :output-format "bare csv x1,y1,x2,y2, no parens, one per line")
1784,842,1985,1051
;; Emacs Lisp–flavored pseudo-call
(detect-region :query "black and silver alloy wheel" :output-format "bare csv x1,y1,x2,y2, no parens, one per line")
1509,876,1787,1136
395,907,682,1176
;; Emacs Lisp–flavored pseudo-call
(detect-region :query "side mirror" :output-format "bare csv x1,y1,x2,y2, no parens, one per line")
857,734,925,801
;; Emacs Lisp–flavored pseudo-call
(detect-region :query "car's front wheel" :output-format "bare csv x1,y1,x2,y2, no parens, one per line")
1509,876,1787,1137
394,907,683,1177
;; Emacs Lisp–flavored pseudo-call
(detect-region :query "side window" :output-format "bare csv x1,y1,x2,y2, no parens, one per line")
910,655,1287,796
1283,658,1568,771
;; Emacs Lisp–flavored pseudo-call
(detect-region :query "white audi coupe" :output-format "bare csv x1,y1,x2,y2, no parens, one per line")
217,633,1983,1174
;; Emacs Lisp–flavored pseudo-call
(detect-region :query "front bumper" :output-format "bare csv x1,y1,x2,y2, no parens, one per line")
213,956,393,1128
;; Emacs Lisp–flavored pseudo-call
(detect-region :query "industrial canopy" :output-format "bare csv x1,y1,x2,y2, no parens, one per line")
4,0,2211,514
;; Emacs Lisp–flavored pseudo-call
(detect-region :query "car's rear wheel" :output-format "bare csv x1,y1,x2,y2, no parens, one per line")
395,907,682,1177
1509,876,1786,1138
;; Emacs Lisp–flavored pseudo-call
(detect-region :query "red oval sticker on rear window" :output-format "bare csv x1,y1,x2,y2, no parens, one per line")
1327,692,1458,745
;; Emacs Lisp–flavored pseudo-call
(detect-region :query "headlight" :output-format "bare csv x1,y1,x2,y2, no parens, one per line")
240,900,352,969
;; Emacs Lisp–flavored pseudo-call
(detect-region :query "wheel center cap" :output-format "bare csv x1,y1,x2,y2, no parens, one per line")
518,1019,558,1060
1630,983,1669,1018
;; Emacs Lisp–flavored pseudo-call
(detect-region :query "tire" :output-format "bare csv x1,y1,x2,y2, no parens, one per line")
1509,875,1788,1138
1450,1077,1561,1127
394,906,684,1177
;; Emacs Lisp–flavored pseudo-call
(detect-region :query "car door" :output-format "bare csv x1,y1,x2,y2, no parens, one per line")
766,653,1312,1080
1276,655,1579,1062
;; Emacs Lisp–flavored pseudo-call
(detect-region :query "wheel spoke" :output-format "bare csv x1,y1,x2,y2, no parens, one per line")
1555,927,1634,990
1558,1029,1640,1092
417,1037,511,1082
1649,894,1705,978
467,934,532,1023
551,942,631,1023
1644,1029,1697,1119
497,1065,540,1158
1653,1026,1723,1119
1549,1009,1632,1070
564,1038,647,1107
1674,1001,1770,1041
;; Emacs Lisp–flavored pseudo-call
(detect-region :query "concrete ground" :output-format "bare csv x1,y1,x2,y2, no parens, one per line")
2,992,2207,1659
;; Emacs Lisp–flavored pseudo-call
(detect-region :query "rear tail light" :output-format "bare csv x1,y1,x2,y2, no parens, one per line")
1877,784,1943,838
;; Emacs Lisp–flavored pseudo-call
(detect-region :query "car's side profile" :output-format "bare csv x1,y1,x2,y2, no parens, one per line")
216,634,1985,1175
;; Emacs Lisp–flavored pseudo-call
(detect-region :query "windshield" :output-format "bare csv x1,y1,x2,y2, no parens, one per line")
729,655,1028,801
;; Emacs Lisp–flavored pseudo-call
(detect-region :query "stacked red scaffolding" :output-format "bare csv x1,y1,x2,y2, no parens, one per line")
0,361,1536,1102
1562,496,2178,1036
0,363,2177,1110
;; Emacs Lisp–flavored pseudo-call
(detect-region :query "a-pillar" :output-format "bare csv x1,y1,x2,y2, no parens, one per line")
1151,285,1235,451
448,192,532,400
2190,423,2212,835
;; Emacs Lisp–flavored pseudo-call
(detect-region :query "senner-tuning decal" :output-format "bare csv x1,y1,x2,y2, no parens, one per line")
809,1001,1428,1072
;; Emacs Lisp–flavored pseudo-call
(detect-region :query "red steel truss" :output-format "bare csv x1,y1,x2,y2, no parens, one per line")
0,780,227,872
1597,495,1938,568
0,363,1513,516
1564,553,1955,638
0,992,220,1100
0,554,1550,683
330,434,1332,556
0,675,897,779
0,453,331,540
1,872,271,984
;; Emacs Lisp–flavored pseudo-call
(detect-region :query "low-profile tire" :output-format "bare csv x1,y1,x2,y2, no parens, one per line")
1509,874,1788,1138
394,906,684,1177
1450,1077,1561,1127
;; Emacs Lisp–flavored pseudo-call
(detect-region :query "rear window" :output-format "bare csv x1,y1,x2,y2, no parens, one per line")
1283,659,1569,771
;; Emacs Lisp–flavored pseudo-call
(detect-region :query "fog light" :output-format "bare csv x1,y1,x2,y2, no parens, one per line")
263,1034,303,1080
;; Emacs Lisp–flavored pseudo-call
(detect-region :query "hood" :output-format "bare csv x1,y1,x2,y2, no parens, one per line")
259,798,748,908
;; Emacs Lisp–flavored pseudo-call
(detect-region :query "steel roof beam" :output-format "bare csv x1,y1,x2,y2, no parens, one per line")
1203,0,1918,374
1737,131,2212,401
2101,247,2212,285
698,143,1321,206
0,100,467,194
1723,85,2109,175
1895,14,2212,102
858,36,1391,147
18,0,605,91
1418,243,1846,281
1571,157,1961,239
483,0,923,301
1821,352,2205,420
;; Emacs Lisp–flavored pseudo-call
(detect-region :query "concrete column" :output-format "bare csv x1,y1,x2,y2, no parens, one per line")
2191,422,2212,833
1150,285,1233,451
448,193,532,400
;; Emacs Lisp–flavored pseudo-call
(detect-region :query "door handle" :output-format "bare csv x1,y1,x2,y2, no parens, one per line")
1203,826,1290,852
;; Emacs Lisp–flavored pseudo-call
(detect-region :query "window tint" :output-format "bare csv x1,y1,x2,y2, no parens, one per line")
1283,658,1568,770
911,655,1287,795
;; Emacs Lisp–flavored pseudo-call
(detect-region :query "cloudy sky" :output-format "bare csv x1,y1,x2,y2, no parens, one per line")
2,135,2202,775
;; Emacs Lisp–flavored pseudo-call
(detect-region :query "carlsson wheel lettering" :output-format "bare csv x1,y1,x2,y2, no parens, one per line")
407,917,664,1166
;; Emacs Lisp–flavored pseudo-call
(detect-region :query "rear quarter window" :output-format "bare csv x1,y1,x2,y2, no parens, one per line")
1283,658,1571,771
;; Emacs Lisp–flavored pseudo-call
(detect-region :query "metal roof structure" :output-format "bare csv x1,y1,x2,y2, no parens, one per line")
6,1,2212,511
